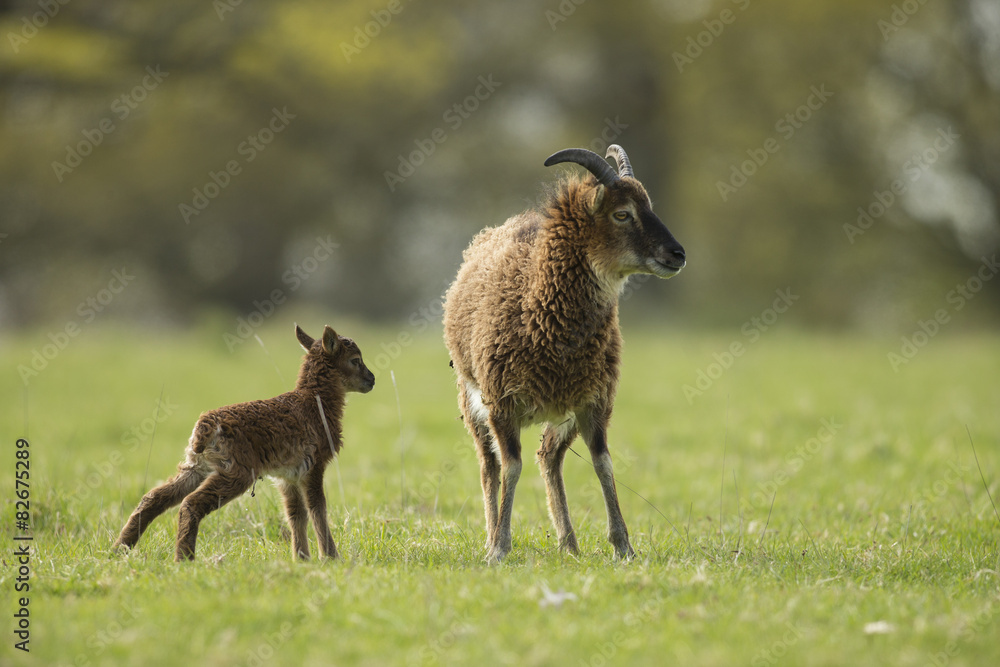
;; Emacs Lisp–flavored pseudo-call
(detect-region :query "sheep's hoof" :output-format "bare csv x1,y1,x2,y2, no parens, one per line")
485,545,510,565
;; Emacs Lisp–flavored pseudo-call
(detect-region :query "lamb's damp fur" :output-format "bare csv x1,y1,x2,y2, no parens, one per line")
113,324,375,562
443,144,685,563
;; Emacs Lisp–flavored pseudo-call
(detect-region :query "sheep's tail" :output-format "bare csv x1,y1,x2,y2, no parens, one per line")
189,416,218,455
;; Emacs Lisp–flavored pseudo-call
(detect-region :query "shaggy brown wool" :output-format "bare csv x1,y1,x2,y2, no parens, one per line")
113,324,374,562
444,147,685,563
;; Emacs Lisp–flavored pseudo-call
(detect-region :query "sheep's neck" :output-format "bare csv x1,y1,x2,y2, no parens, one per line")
530,233,619,335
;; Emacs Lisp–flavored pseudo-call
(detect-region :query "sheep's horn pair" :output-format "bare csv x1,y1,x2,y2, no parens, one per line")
543,144,634,185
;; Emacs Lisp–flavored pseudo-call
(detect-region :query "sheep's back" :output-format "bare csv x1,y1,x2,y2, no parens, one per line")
443,213,538,385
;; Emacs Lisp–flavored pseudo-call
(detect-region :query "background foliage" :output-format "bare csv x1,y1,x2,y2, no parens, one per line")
2,0,999,331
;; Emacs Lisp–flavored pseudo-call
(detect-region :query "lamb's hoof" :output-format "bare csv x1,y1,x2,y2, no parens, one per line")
614,544,636,561
110,541,131,556
558,535,580,555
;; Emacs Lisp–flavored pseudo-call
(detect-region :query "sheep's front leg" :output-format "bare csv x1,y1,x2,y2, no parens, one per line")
579,408,635,560
304,464,338,559
487,412,522,564
175,471,253,561
278,480,310,560
537,422,579,554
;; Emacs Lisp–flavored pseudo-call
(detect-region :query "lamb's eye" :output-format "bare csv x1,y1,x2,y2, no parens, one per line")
351,358,361,367
613,210,632,223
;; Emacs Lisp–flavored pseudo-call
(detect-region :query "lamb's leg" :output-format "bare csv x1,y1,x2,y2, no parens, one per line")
278,480,310,560
579,409,635,560
303,464,337,559
114,467,205,551
537,421,579,554
175,471,253,561
487,411,522,564
459,382,500,551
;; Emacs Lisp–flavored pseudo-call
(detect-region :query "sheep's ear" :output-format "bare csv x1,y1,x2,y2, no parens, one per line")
321,325,339,355
295,324,314,351
589,184,605,214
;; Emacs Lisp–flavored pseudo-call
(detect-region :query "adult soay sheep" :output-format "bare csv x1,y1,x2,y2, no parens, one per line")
444,144,686,563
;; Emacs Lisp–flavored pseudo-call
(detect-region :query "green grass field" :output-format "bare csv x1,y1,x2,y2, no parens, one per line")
2,320,999,666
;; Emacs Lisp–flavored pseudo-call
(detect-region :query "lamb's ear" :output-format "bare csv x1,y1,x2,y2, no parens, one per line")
295,324,314,351
321,325,339,356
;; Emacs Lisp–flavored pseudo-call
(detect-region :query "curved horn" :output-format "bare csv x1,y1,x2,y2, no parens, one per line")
543,148,619,187
605,144,633,179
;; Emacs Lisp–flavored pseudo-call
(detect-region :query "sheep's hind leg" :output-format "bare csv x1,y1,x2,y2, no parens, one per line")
537,421,579,555
175,471,253,561
579,410,635,560
278,480,310,560
487,412,522,564
459,383,500,552
114,467,205,552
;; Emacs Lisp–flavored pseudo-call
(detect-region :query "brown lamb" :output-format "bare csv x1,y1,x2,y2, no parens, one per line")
443,145,686,562
113,324,374,561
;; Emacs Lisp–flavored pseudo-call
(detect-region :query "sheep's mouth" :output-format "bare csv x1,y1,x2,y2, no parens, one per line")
648,257,685,278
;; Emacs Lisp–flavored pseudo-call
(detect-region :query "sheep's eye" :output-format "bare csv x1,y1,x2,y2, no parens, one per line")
350,358,361,367
612,210,632,223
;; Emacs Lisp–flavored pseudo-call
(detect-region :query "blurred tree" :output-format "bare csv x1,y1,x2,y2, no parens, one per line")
0,0,996,330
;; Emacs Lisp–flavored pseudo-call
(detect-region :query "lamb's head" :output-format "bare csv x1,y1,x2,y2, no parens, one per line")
544,144,686,282
295,324,375,394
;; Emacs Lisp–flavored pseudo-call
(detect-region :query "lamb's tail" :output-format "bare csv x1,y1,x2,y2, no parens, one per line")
189,416,219,455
